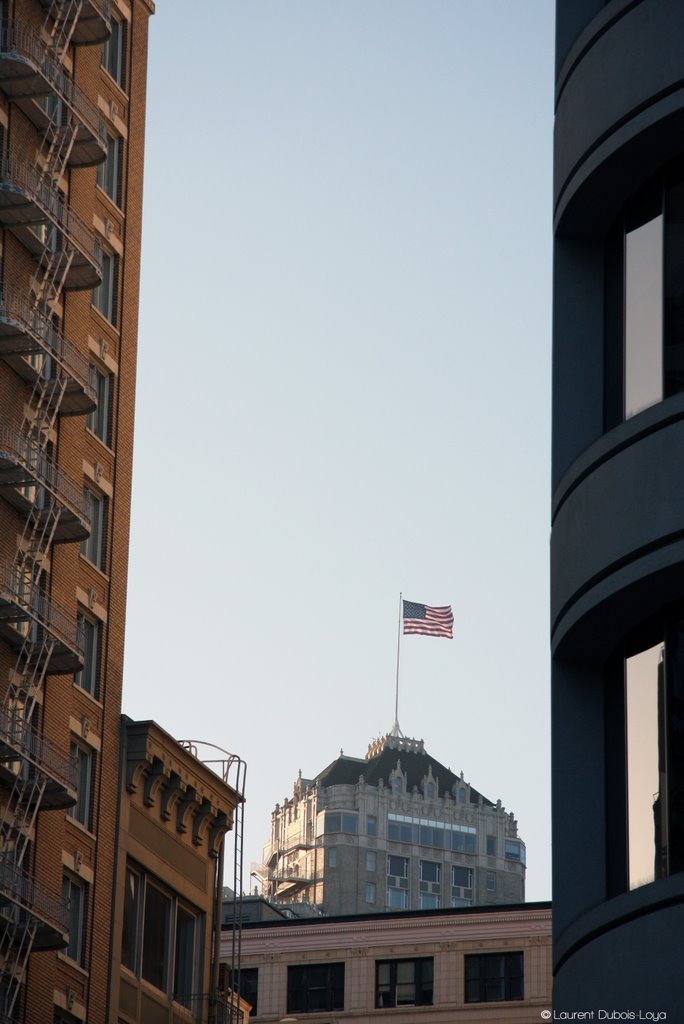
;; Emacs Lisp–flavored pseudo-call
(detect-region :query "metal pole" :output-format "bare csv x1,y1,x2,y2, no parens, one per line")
393,592,402,736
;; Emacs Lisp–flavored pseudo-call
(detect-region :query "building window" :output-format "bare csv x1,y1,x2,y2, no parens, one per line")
68,741,94,829
75,615,101,698
505,840,525,863
387,887,408,908
605,159,684,426
625,640,664,889
393,777,402,795
122,866,200,1008
388,854,408,878
458,787,466,803
121,867,140,972
387,854,409,908
88,367,112,444
624,208,663,418
103,17,127,88
325,811,357,833
367,814,377,836
619,620,684,891
234,968,258,1017
376,957,433,1008
420,861,441,884
93,251,119,326
486,835,496,856
81,490,107,571
142,882,172,991
365,881,376,903
420,893,440,909
486,871,496,893
464,952,524,1003
452,864,473,906
328,848,337,868
366,851,376,872
287,963,344,1014
97,133,123,206
63,874,87,965
387,812,476,852
452,866,473,888
425,782,434,798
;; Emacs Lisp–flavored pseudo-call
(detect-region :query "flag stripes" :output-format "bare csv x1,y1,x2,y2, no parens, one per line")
402,600,453,638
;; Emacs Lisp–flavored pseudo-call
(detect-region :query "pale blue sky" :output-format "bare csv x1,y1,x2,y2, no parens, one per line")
124,1,555,901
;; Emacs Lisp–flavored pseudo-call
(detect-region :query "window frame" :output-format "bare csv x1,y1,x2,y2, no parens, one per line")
68,740,94,830
62,873,87,965
102,17,128,89
375,957,434,1008
287,962,344,1015
81,489,108,572
87,365,112,445
75,614,101,699
121,865,202,1008
96,132,123,206
92,250,120,326
464,951,524,1004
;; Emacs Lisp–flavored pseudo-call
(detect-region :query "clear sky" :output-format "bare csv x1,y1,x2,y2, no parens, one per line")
123,1,555,902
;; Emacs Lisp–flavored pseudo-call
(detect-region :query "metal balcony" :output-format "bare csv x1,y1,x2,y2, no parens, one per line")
0,286,96,416
0,857,68,951
0,159,102,290
0,23,107,166
0,425,91,543
38,0,112,47
0,563,84,674
0,710,77,811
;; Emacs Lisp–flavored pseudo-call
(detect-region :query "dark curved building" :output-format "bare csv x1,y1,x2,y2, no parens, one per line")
552,0,684,1012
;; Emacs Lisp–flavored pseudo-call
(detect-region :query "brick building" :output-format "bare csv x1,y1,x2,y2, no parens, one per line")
226,901,551,1022
255,732,526,916
0,1,153,1020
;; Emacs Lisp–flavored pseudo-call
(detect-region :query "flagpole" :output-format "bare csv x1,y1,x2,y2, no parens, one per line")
393,592,402,737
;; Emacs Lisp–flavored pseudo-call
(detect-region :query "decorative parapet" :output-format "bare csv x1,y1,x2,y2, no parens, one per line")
123,718,241,858
366,733,426,758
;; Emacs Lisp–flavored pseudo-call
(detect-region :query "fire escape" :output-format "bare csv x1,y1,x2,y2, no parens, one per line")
0,1,110,1018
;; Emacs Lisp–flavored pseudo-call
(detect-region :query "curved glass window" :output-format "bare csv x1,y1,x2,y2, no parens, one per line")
605,158,684,425
621,618,684,890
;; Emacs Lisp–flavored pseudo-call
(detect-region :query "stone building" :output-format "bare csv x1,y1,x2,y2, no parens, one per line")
224,901,551,1022
255,732,525,916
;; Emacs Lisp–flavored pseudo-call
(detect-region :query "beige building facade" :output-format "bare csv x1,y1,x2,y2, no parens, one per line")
256,733,525,916
226,901,551,1022
0,1,153,1020
112,719,246,1024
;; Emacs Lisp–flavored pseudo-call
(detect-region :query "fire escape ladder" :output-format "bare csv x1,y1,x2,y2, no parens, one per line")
21,370,67,451
7,634,57,726
29,244,75,313
226,795,245,1024
0,908,39,1020
39,113,79,187
43,0,85,62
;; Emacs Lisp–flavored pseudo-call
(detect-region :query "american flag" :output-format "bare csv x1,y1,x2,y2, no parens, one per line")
403,600,453,638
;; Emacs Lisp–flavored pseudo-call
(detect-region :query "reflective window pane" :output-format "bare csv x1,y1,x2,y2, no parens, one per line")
625,214,663,418
625,642,664,889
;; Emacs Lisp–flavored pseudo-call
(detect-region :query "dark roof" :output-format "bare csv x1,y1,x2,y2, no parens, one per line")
315,744,494,807
238,901,552,931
